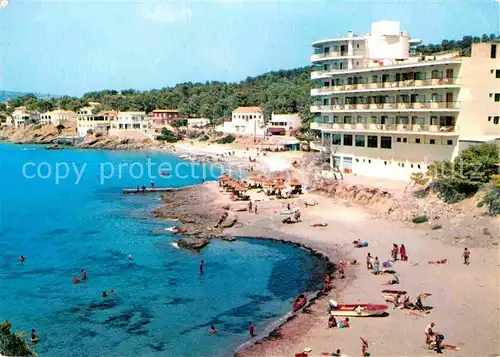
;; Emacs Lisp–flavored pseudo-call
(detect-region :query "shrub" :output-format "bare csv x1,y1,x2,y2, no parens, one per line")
216,135,236,144
157,128,181,143
0,321,34,357
412,215,428,224
199,134,209,141
95,132,103,138
86,129,94,135
477,188,500,216
426,143,500,202
431,224,443,230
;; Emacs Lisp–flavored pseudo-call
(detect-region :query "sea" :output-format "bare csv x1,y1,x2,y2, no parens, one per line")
0,144,326,357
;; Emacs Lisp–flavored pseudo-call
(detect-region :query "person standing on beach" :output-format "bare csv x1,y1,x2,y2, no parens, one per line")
248,201,252,212
199,260,204,274
400,244,408,261
366,253,373,270
425,322,435,345
391,244,399,260
373,257,380,274
248,322,255,337
254,204,258,214
462,247,470,265
150,181,155,189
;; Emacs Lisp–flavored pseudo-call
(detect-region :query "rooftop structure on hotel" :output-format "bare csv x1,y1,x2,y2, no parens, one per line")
310,21,500,181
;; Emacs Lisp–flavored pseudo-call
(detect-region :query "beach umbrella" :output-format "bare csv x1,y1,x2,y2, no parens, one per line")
382,261,393,268
264,179,274,187
417,293,432,299
248,174,261,182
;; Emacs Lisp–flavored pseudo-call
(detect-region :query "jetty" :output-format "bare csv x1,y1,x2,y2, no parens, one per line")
122,188,175,194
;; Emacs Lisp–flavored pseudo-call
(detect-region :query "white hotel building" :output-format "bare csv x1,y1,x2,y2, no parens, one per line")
310,21,500,181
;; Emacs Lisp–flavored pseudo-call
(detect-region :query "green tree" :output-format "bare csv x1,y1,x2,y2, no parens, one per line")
0,321,35,357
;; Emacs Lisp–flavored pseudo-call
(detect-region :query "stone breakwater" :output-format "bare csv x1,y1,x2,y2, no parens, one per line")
151,184,238,250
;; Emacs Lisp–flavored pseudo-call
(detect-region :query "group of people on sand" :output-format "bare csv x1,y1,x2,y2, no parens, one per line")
390,243,408,261
327,316,350,329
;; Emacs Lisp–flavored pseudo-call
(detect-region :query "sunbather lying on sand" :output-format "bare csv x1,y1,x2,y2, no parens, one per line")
428,259,448,264
353,240,368,248
344,260,358,266
311,223,328,227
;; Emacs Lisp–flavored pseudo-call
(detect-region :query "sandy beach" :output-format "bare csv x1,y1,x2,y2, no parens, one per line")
164,140,500,357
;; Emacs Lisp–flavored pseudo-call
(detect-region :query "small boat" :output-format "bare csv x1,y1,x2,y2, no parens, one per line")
329,300,388,317
382,289,407,302
293,293,307,312
382,289,407,295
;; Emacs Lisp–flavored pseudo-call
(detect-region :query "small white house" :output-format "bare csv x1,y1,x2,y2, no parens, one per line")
187,117,211,128
219,107,266,136
267,113,301,135
40,109,77,126
12,107,32,127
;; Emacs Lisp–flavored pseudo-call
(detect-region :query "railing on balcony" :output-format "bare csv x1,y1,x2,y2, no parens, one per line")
311,50,365,61
311,101,460,111
311,77,460,95
310,122,458,134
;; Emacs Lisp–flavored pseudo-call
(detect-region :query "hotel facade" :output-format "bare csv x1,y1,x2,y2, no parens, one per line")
310,21,500,181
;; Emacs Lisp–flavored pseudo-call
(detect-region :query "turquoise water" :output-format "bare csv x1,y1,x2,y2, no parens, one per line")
0,144,326,357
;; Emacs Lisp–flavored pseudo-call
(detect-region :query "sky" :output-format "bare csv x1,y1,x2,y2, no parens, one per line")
0,0,499,96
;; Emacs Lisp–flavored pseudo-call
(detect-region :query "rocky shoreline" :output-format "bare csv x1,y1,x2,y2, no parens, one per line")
151,184,239,250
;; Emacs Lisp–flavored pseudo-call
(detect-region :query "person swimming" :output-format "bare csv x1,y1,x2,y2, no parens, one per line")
30,329,38,343
128,255,133,260
102,291,107,297
81,269,87,281
19,255,26,262
73,276,80,284
209,325,216,334
109,289,116,295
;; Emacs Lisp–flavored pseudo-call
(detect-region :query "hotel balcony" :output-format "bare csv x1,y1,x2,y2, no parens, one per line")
311,121,458,135
311,50,364,62
311,101,460,113
310,78,460,96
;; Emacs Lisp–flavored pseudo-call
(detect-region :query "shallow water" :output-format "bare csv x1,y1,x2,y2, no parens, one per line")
0,144,326,356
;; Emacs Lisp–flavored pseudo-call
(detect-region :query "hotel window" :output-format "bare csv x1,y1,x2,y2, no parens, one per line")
357,116,367,124
430,139,436,145
371,75,378,83
333,116,341,124
380,136,392,149
344,116,354,124
495,93,500,102
367,136,378,148
332,134,342,145
491,44,497,59
344,134,353,146
396,137,401,143
447,140,453,145
431,93,442,102
415,138,421,144
403,138,407,143
415,72,427,80
431,70,442,79
494,117,499,124
355,135,365,147
324,81,330,87
496,70,500,78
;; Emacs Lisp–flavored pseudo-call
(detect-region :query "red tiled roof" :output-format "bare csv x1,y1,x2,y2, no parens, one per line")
232,106,264,114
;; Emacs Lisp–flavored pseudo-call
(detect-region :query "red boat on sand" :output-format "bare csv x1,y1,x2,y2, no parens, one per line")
329,300,388,317
293,293,307,312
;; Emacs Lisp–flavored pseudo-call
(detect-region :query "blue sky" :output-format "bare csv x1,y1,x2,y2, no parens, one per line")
0,0,498,96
